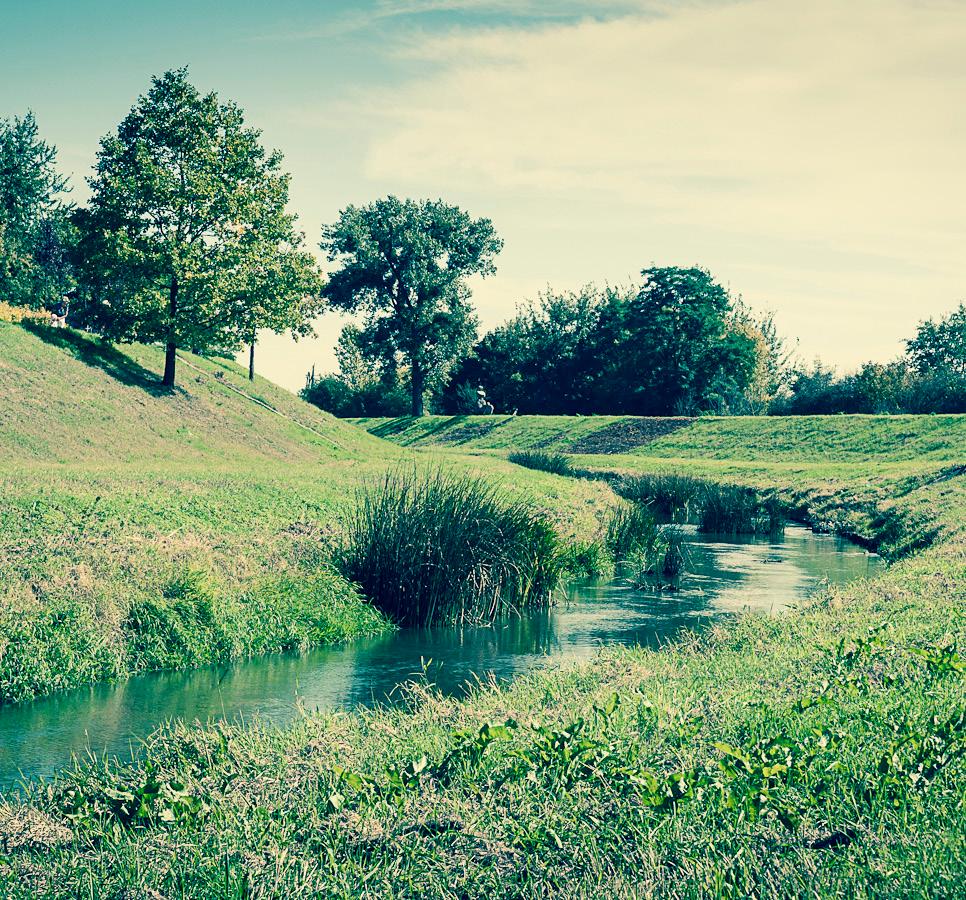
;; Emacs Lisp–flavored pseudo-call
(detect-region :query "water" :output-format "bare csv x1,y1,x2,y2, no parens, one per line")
0,526,879,790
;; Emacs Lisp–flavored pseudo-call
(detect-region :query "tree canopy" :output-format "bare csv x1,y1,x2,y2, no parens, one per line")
443,268,773,416
77,68,319,386
0,112,72,308
907,303,966,379
321,196,502,416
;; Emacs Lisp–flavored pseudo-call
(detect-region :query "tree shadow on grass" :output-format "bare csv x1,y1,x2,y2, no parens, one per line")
23,323,180,398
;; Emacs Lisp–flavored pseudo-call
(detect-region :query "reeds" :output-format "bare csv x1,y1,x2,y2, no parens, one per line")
507,450,573,476
615,473,705,520
697,484,784,536
616,474,785,536
337,468,564,626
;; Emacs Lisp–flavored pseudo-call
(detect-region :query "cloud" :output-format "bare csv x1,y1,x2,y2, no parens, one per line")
363,0,966,276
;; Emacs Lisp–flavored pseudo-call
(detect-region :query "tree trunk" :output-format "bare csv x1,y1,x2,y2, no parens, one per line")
162,274,179,387
248,335,256,381
411,364,425,417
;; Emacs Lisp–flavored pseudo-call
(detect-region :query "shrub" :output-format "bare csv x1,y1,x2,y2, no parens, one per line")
698,484,784,535
507,450,573,476
0,302,49,324
615,474,706,520
337,468,564,626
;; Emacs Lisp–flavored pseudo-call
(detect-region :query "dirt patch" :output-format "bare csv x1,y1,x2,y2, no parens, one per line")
0,804,72,852
436,418,515,445
568,417,695,454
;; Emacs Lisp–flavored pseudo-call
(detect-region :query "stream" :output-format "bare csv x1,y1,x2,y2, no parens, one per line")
0,525,880,789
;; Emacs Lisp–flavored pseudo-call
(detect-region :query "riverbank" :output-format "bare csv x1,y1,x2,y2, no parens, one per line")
2,407,964,896
0,326,616,704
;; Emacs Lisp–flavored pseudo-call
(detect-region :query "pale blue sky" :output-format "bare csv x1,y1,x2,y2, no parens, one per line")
3,0,964,390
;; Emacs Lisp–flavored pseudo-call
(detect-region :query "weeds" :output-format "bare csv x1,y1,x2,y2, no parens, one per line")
337,468,564,626
508,450,573,476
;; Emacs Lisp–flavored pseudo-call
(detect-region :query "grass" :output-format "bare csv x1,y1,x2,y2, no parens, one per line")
614,473,706,519
2,335,966,896
356,413,966,462
336,468,563,626
507,449,573,476
627,524,687,584
2,531,963,898
696,483,784,536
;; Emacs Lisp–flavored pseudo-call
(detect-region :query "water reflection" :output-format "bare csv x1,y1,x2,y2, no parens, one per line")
0,526,879,789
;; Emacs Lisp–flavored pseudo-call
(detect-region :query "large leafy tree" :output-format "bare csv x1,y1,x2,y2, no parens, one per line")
321,196,502,416
599,267,758,415
906,303,966,378
0,112,71,307
445,270,764,416
78,68,317,386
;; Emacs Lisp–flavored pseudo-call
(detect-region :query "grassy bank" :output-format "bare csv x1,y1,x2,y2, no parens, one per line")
1,453,964,896
358,414,966,557
0,326,617,704
1,402,963,895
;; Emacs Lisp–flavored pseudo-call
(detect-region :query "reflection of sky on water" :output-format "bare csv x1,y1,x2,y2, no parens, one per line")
0,526,880,790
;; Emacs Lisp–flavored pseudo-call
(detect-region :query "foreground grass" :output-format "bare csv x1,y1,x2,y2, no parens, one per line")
1,536,963,898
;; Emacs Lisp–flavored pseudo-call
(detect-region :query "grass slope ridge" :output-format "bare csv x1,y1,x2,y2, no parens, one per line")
356,413,966,461
1,324,384,465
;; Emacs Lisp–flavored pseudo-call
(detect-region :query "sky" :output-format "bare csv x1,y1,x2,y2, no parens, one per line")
2,0,964,392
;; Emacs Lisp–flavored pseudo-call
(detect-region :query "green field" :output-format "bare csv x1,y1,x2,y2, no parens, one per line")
2,333,965,898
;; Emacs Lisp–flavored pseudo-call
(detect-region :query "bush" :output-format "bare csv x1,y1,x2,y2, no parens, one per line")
0,301,49,324
301,376,411,418
615,473,705,520
508,450,573,476
698,484,784,536
337,468,564,626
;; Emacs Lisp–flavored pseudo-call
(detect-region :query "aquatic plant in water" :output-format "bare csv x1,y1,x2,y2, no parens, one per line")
337,467,564,626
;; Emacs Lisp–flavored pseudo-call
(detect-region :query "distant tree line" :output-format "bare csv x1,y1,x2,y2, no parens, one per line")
305,280,966,417
2,68,964,413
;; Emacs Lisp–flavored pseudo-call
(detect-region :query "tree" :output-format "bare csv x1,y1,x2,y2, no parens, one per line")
906,303,966,378
602,267,758,415
0,112,71,307
224,226,322,381
321,196,502,416
79,68,312,387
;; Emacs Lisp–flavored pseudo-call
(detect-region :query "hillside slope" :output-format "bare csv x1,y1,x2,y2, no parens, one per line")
354,413,966,462
0,324,616,704
1,324,385,466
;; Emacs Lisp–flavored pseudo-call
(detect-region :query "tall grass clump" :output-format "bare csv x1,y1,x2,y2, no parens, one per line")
507,449,573,476
698,483,785,535
337,468,564,627
606,503,663,561
628,525,687,586
615,473,706,520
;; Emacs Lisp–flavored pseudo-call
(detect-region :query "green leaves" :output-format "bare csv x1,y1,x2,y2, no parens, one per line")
78,68,319,384
321,196,501,415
